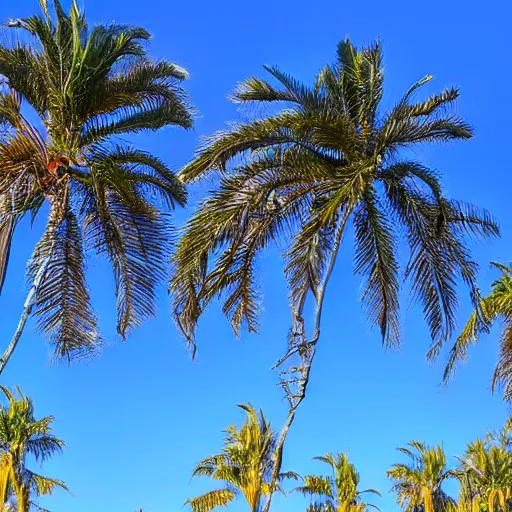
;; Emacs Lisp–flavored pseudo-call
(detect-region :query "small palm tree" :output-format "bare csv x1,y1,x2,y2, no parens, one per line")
0,0,192,372
186,404,292,512
388,441,456,512
457,425,512,512
296,452,380,512
443,263,512,402
171,38,498,508
0,386,67,511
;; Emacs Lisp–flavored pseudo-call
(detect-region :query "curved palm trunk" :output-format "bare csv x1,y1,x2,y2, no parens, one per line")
263,219,347,512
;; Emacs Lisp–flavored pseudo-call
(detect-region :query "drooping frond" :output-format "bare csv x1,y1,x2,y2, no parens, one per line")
30,210,101,361
82,180,172,338
354,187,400,346
27,471,68,496
186,489,236,512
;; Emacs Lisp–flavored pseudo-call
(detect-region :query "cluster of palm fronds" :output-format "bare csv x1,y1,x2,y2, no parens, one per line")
187,405,512,512
0,386,66,512
0,0,192,368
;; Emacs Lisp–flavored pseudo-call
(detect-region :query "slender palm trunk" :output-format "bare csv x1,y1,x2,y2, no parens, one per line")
0,216,14,295
0,214,58,375
263,218,346,512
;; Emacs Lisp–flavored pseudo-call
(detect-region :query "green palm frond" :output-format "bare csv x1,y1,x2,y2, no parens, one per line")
30,210,100,361
354,187,400,346
186,489,236,512
296,475,334,498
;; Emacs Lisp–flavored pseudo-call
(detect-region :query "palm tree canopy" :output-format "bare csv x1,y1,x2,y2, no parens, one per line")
186,404,290,512
171,38,498,355
0,386,67,511
444,262,512,402
0,0,193,361
387,441,456,512
295,452,380,512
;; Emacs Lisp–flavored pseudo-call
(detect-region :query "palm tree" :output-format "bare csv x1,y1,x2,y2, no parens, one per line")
296,452,380,512
0,0,192,372
171,38,498,507
388,441,457,512
0,386,67,511
442,262,512,402
456,425,512,512
186,404,293,512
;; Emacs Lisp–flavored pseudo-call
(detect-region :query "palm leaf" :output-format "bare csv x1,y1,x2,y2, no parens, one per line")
186,489,236,512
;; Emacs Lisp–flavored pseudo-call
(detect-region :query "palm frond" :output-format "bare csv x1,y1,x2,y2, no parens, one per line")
492,324,512,401
354,187,400,346
30,210,101,361
186,489,236,512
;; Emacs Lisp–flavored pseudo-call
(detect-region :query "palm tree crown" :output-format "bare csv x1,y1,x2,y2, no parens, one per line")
171,38,498,356
186,404,290,512
388,441,456,512
0,386,66,511
0,0,193,362
296,452,380,512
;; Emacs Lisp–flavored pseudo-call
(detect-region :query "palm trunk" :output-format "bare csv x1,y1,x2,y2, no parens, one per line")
0,216,14,295
0,218,57,375
8,464,25,512
262,218,346,512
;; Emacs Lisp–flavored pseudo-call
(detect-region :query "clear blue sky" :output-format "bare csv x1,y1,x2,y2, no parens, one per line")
0,0,510,511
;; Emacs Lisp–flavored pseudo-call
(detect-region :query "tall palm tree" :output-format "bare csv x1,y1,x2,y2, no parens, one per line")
0,0,193,372
457,425,512,512
0,386,67,511
186,404,293,512
442,263,512,402
296,452,380,512
388,441,457,512
171,38,498,507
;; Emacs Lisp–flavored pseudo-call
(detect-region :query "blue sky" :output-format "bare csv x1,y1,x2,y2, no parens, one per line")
0,0,510,511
